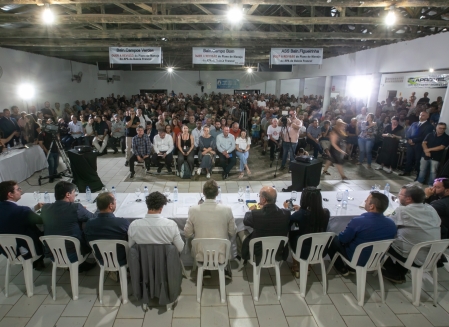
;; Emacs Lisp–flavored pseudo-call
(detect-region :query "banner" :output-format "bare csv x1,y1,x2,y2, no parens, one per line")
192,47,245,65
217,79,240,89
109,47,162,64
270,48,323,65
406,75,449,88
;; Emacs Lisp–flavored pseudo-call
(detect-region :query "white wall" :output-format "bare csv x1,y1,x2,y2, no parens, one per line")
331,76,347,97
266,80,276,95
280,79,299,96
304,77,326,96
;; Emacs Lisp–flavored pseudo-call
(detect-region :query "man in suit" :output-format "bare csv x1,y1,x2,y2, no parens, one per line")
241,186,290,265
399,111,434,177
184,179,236,279
0,109,21,146
0,181,45,270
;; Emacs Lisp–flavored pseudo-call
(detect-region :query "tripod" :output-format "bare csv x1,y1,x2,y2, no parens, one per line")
38,133,72,185
239,110,248,131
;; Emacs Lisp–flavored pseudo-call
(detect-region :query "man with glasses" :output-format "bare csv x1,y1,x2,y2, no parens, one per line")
417,123,449,185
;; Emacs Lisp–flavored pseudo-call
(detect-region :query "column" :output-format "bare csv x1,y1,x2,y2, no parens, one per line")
275,79,281,98
298,78,305,98
367,73,382,113
322,76,332,113
439,85,449,135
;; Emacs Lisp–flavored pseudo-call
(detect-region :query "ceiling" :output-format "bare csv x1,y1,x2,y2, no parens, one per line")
0,0,448,71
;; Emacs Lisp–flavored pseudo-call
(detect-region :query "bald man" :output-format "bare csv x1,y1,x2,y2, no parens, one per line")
240,186,290,265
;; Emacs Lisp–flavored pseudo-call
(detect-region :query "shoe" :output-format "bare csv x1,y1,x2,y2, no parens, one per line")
335,265,349,277
367,165,372,169
167,167,173,173
125,161,129,167
347,266,356,274
398,172,410,176
383,167,392,174
225,268,232,280
262,150,266,155
130,172,135,178
206,173,210,179
222,174,227,180
342,176,349,181
197,167,202,175
157,167,162,173
49,178,54,183
279,166,286,170
146,169,150,174
78,261,97,273
113,150,118,154
203,270,212,279
381,268,406,284
33,257,46,271
375,166,383,170
322,170,331,176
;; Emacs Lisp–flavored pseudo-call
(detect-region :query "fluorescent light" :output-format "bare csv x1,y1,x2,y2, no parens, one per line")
42,6,54,24
385,10,396,26
17,84,35,99
247,68,253,73
227,7,243,23
429,68,434,72
167,67,174,73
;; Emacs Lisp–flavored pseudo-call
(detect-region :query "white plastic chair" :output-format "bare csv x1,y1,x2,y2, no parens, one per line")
0,234,42,298
249,236,288,301
40,235,89,301
386,239,449,306
89,240,130,305
327,239,393,306
290,232,335,297
191,238,231,304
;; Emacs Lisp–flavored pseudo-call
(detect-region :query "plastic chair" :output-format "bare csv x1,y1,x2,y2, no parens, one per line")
249,236,288,301
290,232,335,297
0,234,42,298
39,235,89,301
386,239,449,306
327,239,393,306
191,238,231,304
89,240,130,305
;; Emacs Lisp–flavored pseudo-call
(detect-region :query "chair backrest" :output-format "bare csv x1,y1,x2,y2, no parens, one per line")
39,235,82,266
191,238,231,269
89,240,129,270
249,236,288,268
403,239,449,270
295,232,335,264
0,234,37,264
350,239,394,271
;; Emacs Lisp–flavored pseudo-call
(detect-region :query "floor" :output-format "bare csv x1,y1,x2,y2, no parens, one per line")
5,151,447,327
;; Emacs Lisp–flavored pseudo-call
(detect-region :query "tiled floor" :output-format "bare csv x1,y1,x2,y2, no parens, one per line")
5,152,447,327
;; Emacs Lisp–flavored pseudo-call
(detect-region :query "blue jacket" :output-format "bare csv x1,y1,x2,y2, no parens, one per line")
406,120,434,145
339,212,397,266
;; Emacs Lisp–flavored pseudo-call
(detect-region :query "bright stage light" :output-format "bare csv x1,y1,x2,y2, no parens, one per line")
17,84,35,100
385,10,396,26
429,68,434,73
247,68,253,73
347,75,372,99
42,5,55,24
167,67,174,73
227,7,243,23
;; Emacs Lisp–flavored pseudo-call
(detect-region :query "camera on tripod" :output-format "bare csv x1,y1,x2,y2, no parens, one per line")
41,121,60,134
239,95,251,112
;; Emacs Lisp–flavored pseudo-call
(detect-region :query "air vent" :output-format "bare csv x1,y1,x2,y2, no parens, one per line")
385,77,404,83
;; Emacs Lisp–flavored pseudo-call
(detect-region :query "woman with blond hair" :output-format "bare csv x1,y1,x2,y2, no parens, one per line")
322,119,348,180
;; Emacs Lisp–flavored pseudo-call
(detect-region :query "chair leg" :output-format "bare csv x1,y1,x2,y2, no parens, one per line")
99,266,105,304
275,263,281,300
253,266,261,302
320,260,327,295
119,266,129,304
23,260,34,297
70,262,80,301
52,262,57,301
411,268,423,307
356,266,366,306
432,268,438,306
377,267,385,304
218,267,226,304
4,261,10,298
326,254,339,275
299,260,308,298
196,267,204,303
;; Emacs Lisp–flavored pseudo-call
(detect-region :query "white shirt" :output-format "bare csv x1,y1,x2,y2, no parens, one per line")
235,137,251,150
68,121,83,139
153,134,174,154
257,100,266,107
267,125,282,141
84,123,94,136
191,128,203,147
128,213,184,252
137,115,146,130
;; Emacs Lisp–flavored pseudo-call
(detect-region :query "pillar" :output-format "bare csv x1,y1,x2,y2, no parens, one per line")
299,78,305,98
275,79,281,98
367,73,382,113
439,85,449,135
322,76,332,113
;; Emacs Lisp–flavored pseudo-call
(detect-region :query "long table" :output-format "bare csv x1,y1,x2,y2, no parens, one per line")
0,145,48,182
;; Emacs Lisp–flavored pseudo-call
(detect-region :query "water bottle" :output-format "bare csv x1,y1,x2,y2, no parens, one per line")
86,186,92,202
217,186,222,202
245,186,250,201
111,186,117,197
44,191,50,203
342,190,349,209
384,183,390,197
144,186,149,198
6,144,10,154
173,186,178,202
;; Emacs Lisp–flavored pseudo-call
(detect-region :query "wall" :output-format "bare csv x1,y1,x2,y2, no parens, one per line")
331,76,347,97
280,79,299,96
304,77,326,96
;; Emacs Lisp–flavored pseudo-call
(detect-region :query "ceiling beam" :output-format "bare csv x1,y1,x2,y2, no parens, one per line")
113,3,158,30
246,4,259,15
134,3,152,13
0,14,447,27
194,4,213,15
0,29,411,40
0,1,447,8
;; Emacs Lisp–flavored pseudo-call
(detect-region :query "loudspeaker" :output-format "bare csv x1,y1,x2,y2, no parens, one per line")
67,150,103,192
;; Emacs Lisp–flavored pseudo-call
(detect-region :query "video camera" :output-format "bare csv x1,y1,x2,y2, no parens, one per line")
41,121,59,135
239,95,251,112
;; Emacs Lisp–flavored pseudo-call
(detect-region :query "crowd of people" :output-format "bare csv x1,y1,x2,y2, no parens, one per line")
1,176,447,286
0,90,447,183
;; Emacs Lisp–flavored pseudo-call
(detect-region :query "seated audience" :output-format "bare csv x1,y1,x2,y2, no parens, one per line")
425,178,449,238
235,129,252,178
129,125,153,178
108,114,125,154
184,180,236,278
210,121,222,139
83,117,95,146
382,184,441,283
327,192,397,276
63,115,84,149
128,191,184,251
177,125,195,177
152,127,174,174
92,115,109,155
191,119,203,155
197,125,216,179
216,126,236,180
229,122,241,139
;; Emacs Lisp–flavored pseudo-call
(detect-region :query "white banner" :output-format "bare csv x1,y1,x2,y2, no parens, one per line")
192,47,245,65
406,75,449,88
109,47,162,64
270,48,323,65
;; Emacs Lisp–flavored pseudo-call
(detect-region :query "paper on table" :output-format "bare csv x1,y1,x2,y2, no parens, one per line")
176,206,190,215
231,204,247,217
184,197,198,205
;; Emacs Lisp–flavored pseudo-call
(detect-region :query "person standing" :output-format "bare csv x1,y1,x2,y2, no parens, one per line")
124,108,140,167
129,126,153,178
375,116,405,173
357,113,377,168
38,120,60,183
0,108,21,146
280,109,301,170
322,119,348,180
235,129,252,178
267,118,282,161
306,119,324,159
216,126,236,180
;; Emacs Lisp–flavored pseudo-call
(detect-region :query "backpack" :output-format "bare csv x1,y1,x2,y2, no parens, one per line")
180,162,191,179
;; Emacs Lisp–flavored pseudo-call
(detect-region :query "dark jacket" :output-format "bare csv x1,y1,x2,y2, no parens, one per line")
0,117,20,138
429,195,449,236
129,244,182,306
406,120,434,145
242,203,291,264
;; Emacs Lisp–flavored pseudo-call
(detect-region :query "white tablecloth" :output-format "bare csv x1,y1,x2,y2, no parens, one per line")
0,146,48,183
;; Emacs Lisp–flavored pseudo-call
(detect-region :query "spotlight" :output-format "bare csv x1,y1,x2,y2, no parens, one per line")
429,68,434,73
385,8,396,26
17,84,35,100
161,37,168,42
227,7,243,23
247,68,253,73
42,4,55,24
167,67,174,73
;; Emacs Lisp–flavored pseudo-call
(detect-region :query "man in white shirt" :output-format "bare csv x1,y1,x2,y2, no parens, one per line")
63,115,84,149
257,96,266,108
136,108,146,130
128,191,184,251
267,118,282,161
356,107,367,122
152,128,174,174
382,184,441,283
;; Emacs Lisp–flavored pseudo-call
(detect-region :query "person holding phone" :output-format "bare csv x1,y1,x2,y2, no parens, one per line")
235,129,251,178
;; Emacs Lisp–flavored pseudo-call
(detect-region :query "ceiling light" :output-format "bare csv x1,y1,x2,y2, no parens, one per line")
167,67,174,73
42,4,54,24
385,8,396,26
227,7,243,23
429,68,434,73
17,83,35,99
247,68,253,73
161,37,168,42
